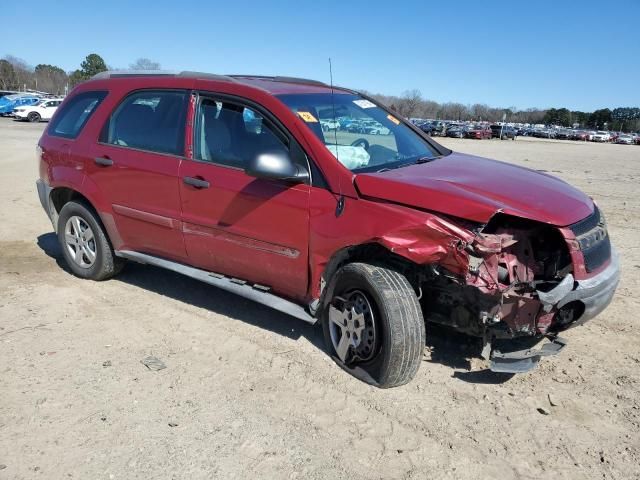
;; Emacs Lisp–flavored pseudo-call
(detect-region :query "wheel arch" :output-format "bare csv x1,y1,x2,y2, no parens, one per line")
48,185,123,250
315,242,426,313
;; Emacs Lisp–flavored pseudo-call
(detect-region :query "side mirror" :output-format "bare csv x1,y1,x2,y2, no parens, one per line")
245,151,309,184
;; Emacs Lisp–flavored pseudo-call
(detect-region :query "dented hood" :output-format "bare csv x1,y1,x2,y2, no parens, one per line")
355,152,593,226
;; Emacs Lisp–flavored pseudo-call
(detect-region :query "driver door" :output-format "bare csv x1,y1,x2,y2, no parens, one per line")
179,94,311,301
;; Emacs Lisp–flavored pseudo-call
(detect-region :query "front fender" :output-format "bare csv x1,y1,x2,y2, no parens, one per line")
308,189,476,301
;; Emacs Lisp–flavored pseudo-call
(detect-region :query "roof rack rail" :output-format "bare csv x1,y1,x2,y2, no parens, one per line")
91,70,236,82
90,71,327,87
229,75,327,87
177,71,236,82
92,70,178,80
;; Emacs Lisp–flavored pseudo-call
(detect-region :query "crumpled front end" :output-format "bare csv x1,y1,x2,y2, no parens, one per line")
419,206,619,372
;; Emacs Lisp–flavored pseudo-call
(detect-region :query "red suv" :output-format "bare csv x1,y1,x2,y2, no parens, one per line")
36,72,619,387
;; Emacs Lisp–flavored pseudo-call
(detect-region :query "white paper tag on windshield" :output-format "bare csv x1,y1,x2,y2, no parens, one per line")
353,99,376,109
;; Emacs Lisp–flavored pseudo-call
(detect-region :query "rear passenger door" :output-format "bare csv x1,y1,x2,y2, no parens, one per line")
178,94,311,301
88,89,189,261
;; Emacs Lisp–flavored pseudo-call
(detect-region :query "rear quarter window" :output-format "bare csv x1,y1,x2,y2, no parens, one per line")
48,91,107,139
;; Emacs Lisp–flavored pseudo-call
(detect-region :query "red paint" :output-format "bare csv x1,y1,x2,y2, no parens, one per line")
38,73,604,310
355,153,594,226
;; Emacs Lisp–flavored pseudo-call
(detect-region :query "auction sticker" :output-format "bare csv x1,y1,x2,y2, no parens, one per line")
353,99,376,109
387,114,400,125
297,111,318,122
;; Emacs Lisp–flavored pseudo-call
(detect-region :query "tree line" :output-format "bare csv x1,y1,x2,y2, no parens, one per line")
1,53,637,131
542,107,640,132
0,53,160,95
368,89,639,131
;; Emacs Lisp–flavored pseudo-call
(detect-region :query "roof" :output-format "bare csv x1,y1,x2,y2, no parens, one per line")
90,70,351,95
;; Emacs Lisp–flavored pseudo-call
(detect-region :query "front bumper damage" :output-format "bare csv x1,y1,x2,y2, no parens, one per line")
556,248,620,325
490,335,567,373
487,248,620,373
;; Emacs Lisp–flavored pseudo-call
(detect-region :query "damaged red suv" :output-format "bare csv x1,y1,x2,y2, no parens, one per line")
36,72,619,387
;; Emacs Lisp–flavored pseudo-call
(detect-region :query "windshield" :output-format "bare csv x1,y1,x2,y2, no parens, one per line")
277,93,441,172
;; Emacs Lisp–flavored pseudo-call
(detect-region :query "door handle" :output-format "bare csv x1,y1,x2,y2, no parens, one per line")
183,176,210,189
94,157,113,166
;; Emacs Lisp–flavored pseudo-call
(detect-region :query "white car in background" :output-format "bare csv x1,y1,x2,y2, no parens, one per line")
13,98,64,122
616,134,634,145
320,119,340,131
591,131,611,142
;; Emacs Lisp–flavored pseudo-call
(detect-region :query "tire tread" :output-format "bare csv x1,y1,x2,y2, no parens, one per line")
338,262,425,388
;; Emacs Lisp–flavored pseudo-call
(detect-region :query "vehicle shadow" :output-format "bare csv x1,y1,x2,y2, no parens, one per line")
425,323,515,384
37,232,514,384
36,232,324,350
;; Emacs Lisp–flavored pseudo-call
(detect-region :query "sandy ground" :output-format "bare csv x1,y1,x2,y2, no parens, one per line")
0,120,638,480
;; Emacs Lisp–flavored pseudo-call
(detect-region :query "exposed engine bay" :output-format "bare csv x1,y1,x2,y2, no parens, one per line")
418,214,595,372
423,215,574,338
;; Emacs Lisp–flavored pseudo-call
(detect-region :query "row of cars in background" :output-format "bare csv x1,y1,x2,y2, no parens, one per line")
524,128,639,144
411,118,640,145
0,91,64,122
320,117,391,135
415,120,518,140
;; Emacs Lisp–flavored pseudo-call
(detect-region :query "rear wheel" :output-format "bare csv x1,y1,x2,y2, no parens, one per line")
322,263,425,388
27,112,41,122
57,201,124,280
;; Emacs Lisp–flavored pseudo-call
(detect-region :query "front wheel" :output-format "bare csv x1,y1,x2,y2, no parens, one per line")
27,112,41,122
322,263,425,388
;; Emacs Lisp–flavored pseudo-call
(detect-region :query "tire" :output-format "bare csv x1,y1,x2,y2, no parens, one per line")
27,112,41,123
57,200,125,280
322,263,425,388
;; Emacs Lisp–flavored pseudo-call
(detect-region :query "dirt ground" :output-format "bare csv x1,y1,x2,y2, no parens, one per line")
1,119,638,480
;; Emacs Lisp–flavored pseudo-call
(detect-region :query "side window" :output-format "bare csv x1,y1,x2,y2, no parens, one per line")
195,98,289,168
102,90,188,155
48,91,107,139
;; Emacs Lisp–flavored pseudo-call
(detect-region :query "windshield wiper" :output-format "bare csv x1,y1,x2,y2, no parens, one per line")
416,155,441,164
376,155,442,173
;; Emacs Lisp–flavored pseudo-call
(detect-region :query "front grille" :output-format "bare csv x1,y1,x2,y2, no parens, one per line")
570,206,611,272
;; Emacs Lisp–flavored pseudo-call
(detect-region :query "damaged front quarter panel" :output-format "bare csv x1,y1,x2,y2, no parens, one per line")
308,189,480,304
311,190,580,343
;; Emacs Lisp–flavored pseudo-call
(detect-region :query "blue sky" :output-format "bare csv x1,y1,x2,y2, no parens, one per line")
4,0,639,111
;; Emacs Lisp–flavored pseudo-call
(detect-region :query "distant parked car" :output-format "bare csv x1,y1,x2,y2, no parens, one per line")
534,129,557,139
418,122,435,135
446,126,467,138
555,129,573,140
13,98,64,122
0,94,41,116
490,125,516,140
466,124,492,139
615,134,634,145
429,121,446,136
570,130,589,141
591,131,611,142
320,119,340,131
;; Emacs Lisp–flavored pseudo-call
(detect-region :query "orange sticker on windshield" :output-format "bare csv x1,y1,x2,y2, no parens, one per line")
298,111,318,123
387,114,400,125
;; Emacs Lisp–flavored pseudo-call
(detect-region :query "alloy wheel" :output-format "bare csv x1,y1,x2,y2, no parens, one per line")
328,290,377,363
64,215,97,268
